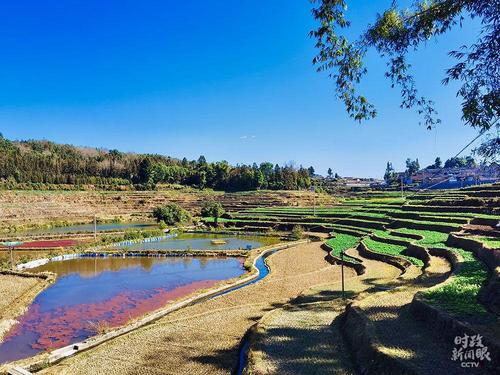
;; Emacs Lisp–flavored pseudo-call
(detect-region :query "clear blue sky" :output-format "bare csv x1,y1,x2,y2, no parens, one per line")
0,1,482,177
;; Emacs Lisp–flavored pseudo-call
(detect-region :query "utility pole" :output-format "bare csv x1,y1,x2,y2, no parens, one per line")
2,241,23,269
313,190,316,217
340,250,345,300
310,185,316,216
401,176,404,199
9,246,13,269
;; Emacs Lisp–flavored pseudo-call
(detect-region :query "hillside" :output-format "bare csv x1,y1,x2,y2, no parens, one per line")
0,135,312,191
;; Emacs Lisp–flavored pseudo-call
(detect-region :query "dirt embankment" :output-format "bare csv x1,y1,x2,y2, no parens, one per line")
0,273,54,342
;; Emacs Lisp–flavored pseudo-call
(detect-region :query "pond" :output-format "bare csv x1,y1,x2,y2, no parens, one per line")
113,233,281,251
17,222,157,236
0,255,245,364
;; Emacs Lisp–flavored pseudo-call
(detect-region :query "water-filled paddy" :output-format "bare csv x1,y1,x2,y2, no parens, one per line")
114,233,281,251
0,256,245,364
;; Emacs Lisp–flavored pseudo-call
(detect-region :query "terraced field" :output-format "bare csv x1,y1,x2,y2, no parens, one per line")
207,184,500,374
2,184,498,374
0,189,334,232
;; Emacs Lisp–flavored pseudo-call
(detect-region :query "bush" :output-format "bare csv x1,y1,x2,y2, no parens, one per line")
291,225,304,240
201,200,225,224
152,203,191,226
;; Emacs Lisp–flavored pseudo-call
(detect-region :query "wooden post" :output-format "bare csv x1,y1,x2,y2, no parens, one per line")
9,246,14,270
313,191,316,217
94,215,97,242
341,250,345,300
401,176,404,199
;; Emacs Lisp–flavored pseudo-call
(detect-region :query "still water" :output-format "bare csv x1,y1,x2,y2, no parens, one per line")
0,256,245,363
114,233,281,251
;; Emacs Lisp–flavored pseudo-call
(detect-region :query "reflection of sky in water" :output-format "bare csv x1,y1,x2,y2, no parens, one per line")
0,257,244,364
116,235,266,251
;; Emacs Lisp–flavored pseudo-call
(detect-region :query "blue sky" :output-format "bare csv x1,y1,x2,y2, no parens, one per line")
0,1,482,177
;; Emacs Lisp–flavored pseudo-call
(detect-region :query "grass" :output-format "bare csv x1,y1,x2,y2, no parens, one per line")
329,224,372,235
372,229,412,243
391,217,462,228
229,191,496,318
363,237,424,267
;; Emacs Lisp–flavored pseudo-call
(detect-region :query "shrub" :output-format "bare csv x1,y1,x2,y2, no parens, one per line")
291,225,304,240
201,200,225,224
152,203,191,226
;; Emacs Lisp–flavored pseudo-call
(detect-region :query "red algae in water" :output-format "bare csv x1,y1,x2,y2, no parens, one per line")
0,256,244,363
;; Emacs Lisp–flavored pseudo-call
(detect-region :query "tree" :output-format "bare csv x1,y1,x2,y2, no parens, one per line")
152,203,191,226
307,166,315,177
201,200,225,225
327,168,333,178
405,158,420,176
310,0,499,151
465,156,477,168
108,149,122,176
197,155,207,165
444,156,476,168
0,136,333,192
434,157,442,169
474,135,500,163
384,162,397,184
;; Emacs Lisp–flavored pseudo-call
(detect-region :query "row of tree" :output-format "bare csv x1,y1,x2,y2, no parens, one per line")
0,135,312,191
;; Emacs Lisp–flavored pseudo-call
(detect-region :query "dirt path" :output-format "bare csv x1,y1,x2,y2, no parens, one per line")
351,255,488,375
39,242,352,375
244,247,402,374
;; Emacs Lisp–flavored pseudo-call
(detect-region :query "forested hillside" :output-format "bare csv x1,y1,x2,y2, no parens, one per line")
0,135,312,191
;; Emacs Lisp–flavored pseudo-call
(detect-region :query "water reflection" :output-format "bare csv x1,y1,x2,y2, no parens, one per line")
0,256,245,364
115,233,281,251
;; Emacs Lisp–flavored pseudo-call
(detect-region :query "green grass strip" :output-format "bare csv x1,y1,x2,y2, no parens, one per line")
473,236,500,249
395,228,449,246
423,246,489,315
363,237,424,267
395,228,490,316
325,233,361,263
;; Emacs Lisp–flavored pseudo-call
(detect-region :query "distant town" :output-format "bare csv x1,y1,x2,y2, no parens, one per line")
314,157,499,191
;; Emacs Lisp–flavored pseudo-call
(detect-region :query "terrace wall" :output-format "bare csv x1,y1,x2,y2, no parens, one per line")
357,242,409,273
446,233,500,315
321,243,365,275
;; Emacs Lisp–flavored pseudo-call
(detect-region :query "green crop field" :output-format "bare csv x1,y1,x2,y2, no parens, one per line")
363,237,424,266
474,236,500,249
423,246,489,315
325,233,361,262
205,185,498,324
